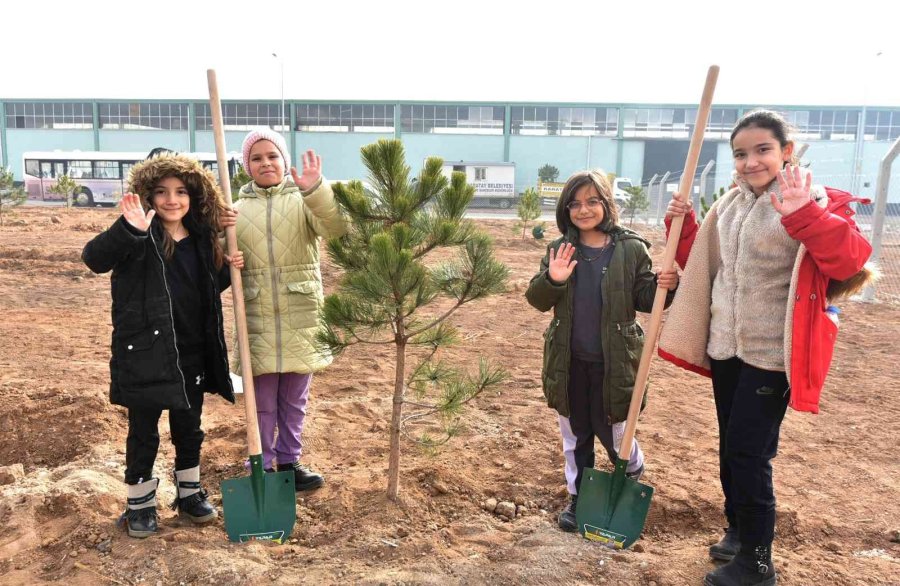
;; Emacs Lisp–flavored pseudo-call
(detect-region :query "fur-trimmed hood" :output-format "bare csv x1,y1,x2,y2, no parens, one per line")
827,263,878,300
128,153,226,233
821,186,880,300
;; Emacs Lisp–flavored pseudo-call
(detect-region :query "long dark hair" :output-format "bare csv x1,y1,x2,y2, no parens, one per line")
555,170,619,235
151,178,225,269
730,109,799,165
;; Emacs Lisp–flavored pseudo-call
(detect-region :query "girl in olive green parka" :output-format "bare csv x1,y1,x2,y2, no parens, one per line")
525,170,677,532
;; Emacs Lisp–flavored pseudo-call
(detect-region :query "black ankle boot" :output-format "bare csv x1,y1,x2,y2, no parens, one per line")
709,525,741,561
171,467,217,524
119,478,159,539
704,544,776,586
121,507,159,538
276,461,324,492
557,494,578,533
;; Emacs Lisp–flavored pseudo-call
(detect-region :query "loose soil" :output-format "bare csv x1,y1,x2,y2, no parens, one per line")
0,207,897,585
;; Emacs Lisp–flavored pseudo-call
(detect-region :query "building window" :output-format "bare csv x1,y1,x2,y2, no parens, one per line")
510,106,617,136
99,102,188,130
401,105,503,134
865,109,900,141
195,103,287,131
296,103,395,132
4,102,93,129
623,108,736,138
769,108,860,141
706,108,738,137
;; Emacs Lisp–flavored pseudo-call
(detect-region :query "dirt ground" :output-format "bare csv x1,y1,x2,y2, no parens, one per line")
0,206,897,586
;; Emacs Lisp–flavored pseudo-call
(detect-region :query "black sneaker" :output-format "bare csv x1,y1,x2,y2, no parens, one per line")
276,461,325,492
172,488,217,524
709,526,741,561
119,506,158,538
557,494,578,533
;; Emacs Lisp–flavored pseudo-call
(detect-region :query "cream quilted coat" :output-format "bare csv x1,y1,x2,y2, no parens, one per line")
233,176,348,375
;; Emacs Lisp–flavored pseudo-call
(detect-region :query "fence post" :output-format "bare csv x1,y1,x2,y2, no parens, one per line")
861,135,900,302
655,171,671,225
645,174,659,223
698,159,715,204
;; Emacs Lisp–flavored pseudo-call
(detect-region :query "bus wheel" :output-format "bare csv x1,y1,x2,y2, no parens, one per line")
498,199,512,210
74,188,94,207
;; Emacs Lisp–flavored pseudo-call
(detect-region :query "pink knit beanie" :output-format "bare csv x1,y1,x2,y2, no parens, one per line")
241,128,291,173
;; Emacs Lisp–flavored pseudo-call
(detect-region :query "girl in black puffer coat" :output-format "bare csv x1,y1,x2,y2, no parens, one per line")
83,152,243,538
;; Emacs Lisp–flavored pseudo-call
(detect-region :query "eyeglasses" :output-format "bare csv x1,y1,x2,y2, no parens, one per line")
566,198,603,212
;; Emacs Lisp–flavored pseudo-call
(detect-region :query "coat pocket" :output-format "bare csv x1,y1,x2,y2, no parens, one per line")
619,320,644,355
808,309,838,393
541,319,560,377
242,285,263,334
286,281,320,329
614,319,645,389
541,318,566,410
117,328,173,388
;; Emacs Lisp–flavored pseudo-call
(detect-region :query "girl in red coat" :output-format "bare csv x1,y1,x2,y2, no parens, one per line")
660,109,874,586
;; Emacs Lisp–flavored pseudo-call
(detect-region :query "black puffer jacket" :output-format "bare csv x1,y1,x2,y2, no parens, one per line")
82,155,235,410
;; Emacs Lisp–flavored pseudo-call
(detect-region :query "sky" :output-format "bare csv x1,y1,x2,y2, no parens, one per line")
2,0,898,107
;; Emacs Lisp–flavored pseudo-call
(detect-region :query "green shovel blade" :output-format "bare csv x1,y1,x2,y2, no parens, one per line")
221,455,296,543
575,460,654,549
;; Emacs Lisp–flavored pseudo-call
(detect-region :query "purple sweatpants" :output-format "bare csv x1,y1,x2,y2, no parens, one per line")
253,372,312,470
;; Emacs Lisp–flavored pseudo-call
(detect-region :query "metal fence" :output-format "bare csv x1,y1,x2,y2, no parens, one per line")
622,144,900,306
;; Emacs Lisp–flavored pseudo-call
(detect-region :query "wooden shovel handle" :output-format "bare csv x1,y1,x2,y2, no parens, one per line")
618,66,719,463
207,69,263,458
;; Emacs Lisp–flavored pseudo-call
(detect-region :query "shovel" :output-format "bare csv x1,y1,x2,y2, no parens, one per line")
575,65,720,549
207,70,296,543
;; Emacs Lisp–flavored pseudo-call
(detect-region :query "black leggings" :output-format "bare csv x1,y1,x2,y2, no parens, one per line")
124,367,206,484
568,358,621,491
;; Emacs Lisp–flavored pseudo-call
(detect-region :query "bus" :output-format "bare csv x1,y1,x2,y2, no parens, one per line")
22,151,242,206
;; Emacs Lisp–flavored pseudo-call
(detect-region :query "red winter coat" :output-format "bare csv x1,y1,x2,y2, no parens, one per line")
659,187,872,413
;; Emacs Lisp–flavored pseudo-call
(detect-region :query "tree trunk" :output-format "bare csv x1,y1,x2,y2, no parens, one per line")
386,336,406,501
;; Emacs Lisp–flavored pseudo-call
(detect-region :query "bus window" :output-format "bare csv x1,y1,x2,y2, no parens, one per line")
25,160,39,177
69,161,93,179
122,162,138,181
94,161,121,179
40,162,54,178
